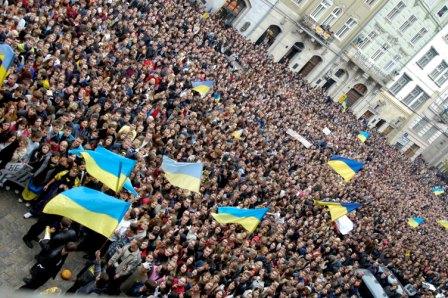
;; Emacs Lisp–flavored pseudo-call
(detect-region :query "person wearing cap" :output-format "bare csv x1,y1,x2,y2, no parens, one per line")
119,261,151,294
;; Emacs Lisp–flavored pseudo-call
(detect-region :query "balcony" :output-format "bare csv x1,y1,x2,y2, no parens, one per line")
344,46,395,85
300,16,334,44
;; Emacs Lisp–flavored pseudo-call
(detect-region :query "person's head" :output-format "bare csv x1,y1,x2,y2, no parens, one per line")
60,217,73,230
69,166,79,177
41,143,50,154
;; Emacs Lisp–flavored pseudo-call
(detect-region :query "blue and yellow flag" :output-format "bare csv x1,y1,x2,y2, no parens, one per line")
314,200,361,221
407,216,425,228
161,155,203,193
68,145,84,157
211,206,269,233
432,186,445,196
328,155,364,182
191,80,214,97
437,220,448,229
43,187,130,237
357,131,370,143
0,44,15,87
123,178,139,196
79,149,136,192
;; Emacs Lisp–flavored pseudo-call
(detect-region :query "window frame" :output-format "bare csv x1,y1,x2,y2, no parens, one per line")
390,73,411,95
386,1,406,21
416,47,438,69
321,7,342,27
310,0,333,21
410,28,428,45
335,17,357,39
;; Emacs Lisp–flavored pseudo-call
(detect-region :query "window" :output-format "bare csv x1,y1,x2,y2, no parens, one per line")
240,22,251,32
412,117,430,135
438,5,447,17
371,43,390,60
402,86,429,110
429,61,448,86
384,55,400,72
335,18,357,39
310,0,332,21
399,15,417,32
410,28,428,45
365,0,377,6
428,131,442,144
358,30,378,49
429,60,448,87
390,73,411,95
435,71,448,87
386,1,406,21
423,126,438,141
416,47,438,69
322,7,342,27
335,68,345,78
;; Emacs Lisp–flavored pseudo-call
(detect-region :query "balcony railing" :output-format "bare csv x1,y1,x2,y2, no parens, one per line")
300,16,334,44
344,46,395,85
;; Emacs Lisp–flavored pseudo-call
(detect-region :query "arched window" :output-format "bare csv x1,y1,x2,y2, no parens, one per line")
322,7,342,27
310,0,333,21
240,22,251,32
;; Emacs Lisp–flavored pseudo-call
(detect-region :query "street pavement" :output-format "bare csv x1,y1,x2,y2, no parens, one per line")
0,189,84,294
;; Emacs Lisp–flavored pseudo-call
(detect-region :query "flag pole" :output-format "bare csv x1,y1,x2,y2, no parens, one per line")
116,160,122,192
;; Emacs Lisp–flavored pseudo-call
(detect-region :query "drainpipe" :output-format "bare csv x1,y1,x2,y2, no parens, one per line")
246,0,280,39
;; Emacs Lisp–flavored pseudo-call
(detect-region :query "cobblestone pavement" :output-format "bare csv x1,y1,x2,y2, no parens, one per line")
0,189,84,294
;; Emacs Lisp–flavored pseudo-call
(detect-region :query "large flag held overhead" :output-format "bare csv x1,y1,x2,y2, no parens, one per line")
314,200,361,221
211,206,269,234
407,216,425,228
328,155,364,182
43,187,130,237
432,186,445,196
357,131,370,143
191,80,214,97
80,148,136,192
437,220,448,229
161,155,203,193
0,44,15,87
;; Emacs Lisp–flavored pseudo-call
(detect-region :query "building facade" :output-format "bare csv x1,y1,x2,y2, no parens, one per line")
204,0,448,166
382,25,448,167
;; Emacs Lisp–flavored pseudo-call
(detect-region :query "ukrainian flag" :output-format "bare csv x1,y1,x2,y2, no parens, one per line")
211,206,269,233
314,200,361,221
0,44,15,87
437,220,448,230
43,187,130,237
191,80,214,97
357,131,370,143
80,149,136,192
68,145,84,157
432,186,445,196
161,155,203,193
123,178,139,196
407,216,425,228
328,155,364,182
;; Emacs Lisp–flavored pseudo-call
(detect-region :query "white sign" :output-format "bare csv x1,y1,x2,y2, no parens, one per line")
286,129,313,148
336,215,354,235
322,127,332,135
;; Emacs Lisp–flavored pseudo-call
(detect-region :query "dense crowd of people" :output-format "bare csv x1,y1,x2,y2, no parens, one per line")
1,0,448,296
